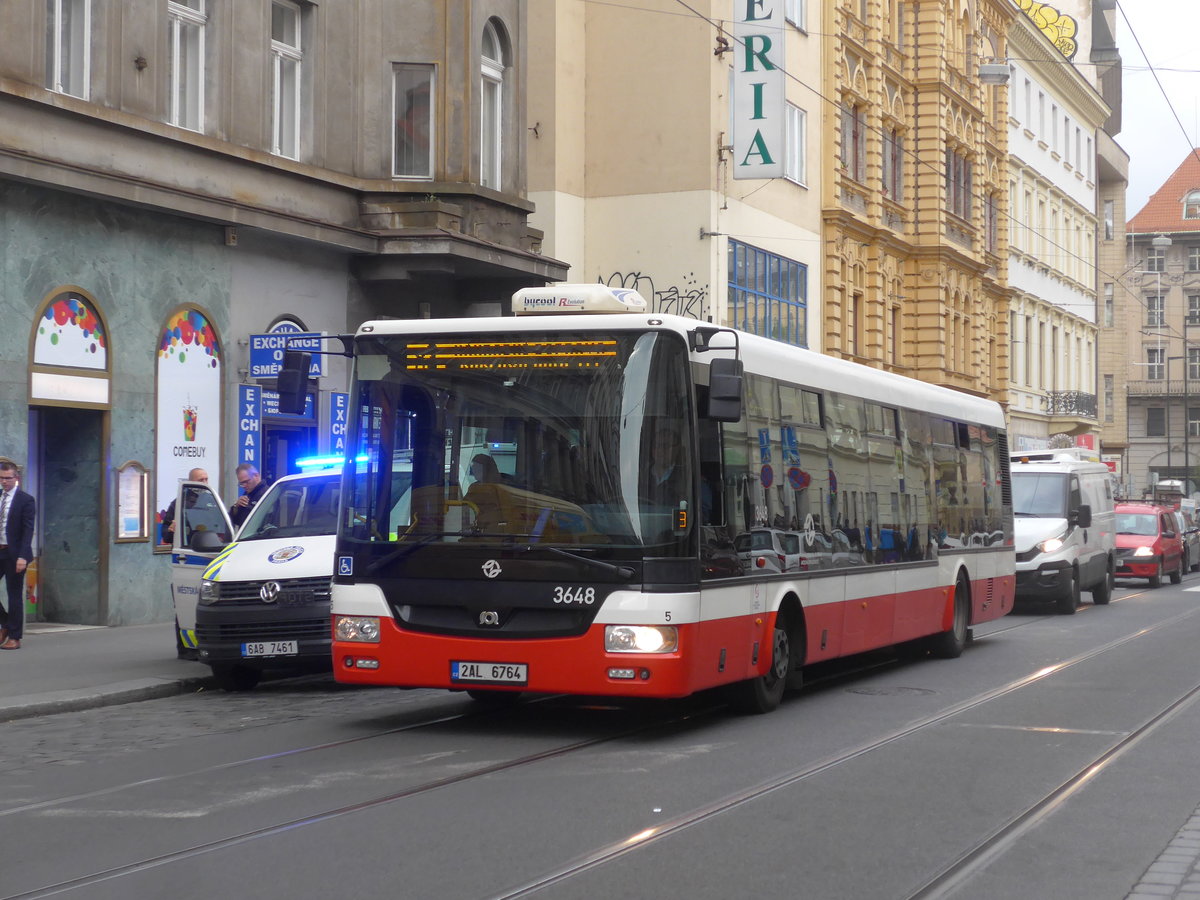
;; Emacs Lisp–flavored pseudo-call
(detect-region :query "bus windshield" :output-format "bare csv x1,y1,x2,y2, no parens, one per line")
341,328,696,568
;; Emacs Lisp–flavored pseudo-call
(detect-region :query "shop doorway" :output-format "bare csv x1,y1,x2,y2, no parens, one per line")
32,406,107,624
262,423,316,484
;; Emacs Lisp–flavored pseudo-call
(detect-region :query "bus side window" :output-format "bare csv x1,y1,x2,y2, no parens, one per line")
698,414,724,526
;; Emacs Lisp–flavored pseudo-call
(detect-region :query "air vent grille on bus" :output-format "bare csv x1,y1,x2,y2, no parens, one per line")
997,432,1013,507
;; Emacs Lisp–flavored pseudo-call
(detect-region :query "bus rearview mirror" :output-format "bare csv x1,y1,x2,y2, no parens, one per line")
277,350,312,415
707,358,743,422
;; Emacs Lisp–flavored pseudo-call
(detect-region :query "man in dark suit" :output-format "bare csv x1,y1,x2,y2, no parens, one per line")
0,461,36,650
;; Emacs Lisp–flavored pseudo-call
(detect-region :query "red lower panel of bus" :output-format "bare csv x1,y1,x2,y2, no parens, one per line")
332,573,1014,698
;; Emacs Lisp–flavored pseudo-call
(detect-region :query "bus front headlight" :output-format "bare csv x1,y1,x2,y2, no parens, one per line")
605,625,678,653
336,616,381,642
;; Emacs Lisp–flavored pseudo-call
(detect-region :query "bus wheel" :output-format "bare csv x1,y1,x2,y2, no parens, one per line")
728,613,790,714
1056,569,1080,615
929,578,969,658
212,665,262,692
466,690,523,707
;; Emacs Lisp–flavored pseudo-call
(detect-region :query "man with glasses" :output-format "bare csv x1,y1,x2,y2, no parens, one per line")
230,463,269,528
0,461,35,650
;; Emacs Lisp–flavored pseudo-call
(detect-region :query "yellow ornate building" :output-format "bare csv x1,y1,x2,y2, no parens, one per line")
823,0,1016,404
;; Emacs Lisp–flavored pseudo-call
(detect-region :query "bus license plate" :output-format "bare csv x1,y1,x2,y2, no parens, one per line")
242,640,298,658
451,661,528,684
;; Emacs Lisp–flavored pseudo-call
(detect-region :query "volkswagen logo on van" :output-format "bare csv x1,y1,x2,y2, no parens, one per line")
260,581,281,603
482,560,502,579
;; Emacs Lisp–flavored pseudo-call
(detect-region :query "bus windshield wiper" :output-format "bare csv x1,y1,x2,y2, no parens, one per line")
539,546,636,581
365,533,449,574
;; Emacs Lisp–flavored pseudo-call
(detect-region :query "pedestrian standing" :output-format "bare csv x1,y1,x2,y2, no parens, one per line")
230,463,269,528
161,467,209,540
0,461,36,650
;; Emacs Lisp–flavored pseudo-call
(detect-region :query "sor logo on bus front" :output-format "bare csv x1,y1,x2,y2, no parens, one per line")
482,560,502,579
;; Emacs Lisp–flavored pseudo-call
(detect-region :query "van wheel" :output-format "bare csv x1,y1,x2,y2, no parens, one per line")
1055,569,1080,615
1150,564,1162,588
1171,558,1184,584
1091,565,1114,605
212,665,262,692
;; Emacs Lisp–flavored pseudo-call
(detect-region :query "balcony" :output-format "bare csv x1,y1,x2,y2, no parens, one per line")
1044,391,1098,436
1127,379,1195,397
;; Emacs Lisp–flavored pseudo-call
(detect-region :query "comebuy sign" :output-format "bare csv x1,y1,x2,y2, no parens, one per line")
732,0,785,180
249,321,325,379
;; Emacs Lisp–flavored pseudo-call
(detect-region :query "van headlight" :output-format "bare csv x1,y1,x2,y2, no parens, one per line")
199,580,219,605
336,616,381,642
605,625,678,653
1036,531,1067,554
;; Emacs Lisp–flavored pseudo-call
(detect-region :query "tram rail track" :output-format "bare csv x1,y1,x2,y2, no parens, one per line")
7,601,1199,900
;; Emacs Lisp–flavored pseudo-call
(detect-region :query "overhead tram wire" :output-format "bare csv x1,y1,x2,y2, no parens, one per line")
666,0,1162,311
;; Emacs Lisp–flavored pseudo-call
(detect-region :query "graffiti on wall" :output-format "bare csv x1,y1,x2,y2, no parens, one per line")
1012,0,1078,60
601,271,708,320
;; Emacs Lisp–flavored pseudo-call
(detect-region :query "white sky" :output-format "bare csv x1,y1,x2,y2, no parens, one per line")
1114,0,1200,218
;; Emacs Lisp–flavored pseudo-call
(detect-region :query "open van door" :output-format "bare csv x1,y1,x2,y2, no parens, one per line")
170,481,235,657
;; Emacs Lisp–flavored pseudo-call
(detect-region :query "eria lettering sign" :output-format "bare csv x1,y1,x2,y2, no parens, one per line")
732,0,785,181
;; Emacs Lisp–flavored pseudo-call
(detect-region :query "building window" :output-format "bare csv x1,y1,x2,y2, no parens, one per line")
882,126,903,201
945,147,972,220
1104,200,1114,241
167,0,206,131
1147,245,1166,273
46,0,91,99
480,20,508,191
270,0,302,159
1104,374,1114,423
393,64,434,179
1189,294,1200,326
1185,190,1200,219
1188,247,1200,272
1147,407,1166,436
983,193,999,253
839,102,866,182
1147,347,1165,380
1104,283,1114,327
785,103,807,185
727,240,808,347
784,0,806,29
1147,294,1165,328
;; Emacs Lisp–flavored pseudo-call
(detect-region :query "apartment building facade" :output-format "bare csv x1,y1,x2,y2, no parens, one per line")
0,0,564,626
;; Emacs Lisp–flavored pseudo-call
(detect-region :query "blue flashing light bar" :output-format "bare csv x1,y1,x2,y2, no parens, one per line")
295,454,368,470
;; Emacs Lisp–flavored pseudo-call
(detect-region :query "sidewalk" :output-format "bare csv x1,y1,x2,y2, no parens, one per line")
0,621,214,722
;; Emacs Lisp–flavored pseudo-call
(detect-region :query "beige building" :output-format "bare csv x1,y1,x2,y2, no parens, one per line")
526,0,824,345
1003,4,1111,452
821,0,1014,403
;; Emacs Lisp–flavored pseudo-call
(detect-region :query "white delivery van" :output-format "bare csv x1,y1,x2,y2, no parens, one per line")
170,469,341,690
1009,450,1116,614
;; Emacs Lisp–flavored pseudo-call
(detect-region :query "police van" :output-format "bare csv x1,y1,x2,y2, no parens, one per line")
170,469,341,690
1010,449,1116,614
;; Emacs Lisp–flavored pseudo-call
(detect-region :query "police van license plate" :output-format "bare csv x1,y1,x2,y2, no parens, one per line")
242,640,298,658
451,661,528,684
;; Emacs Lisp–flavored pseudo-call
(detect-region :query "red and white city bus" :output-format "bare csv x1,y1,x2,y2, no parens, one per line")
304,285,1014,713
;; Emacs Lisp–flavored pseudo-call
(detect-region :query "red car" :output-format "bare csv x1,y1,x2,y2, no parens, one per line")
1114,502,1185,587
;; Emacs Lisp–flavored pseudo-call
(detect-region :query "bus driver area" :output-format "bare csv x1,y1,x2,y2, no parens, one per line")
288,283,1014,714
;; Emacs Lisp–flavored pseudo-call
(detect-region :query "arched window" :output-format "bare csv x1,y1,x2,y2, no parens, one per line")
1184,190,1200,219
480,19,509,190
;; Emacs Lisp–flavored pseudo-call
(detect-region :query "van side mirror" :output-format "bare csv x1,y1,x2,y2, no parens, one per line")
277,349,312,415
706,358,743,422
1071,504,1092,529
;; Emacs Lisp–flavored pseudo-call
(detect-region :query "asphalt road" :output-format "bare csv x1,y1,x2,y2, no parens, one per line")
5,578,1200,900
